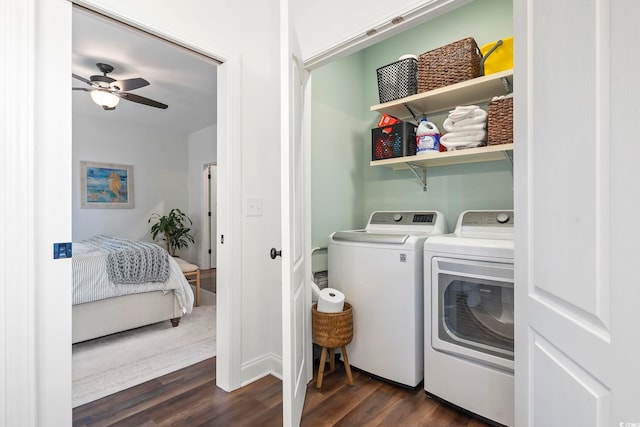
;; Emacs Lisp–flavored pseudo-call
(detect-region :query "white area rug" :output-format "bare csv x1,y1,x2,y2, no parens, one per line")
72,291,216,408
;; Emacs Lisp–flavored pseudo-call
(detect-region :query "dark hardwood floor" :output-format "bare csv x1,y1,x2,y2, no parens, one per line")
73,357,490,427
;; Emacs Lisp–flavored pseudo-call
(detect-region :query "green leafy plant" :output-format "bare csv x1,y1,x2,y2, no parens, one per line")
148,208,195,256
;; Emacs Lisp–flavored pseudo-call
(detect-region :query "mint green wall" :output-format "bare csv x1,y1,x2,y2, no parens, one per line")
311,51,366,269
311,0,513,269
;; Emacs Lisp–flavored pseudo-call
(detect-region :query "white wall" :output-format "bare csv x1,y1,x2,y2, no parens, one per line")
72,114,190,246
187,124,217,267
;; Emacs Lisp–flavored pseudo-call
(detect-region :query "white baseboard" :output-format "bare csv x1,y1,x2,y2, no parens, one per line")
241,352,283,386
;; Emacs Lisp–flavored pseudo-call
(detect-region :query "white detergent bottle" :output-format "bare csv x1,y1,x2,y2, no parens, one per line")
416,118,440,153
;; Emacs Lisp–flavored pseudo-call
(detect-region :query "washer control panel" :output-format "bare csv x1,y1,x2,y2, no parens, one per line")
461,210,514,227
370,211,436,226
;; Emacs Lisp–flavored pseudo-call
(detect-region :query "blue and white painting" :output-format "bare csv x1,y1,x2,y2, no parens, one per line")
81,161,133,208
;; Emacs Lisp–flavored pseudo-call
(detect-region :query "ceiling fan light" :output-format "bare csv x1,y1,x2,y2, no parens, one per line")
90,90,120,109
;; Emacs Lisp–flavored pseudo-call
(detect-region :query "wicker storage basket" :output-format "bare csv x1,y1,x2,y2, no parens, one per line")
312,302,353,348
417,37,483,93
487,96,513,145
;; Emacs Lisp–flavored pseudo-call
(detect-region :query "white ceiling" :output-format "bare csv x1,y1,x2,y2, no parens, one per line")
72,7,218,135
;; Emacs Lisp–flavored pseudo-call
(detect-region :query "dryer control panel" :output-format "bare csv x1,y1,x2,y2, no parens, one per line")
461,211,514,227
370,211,436,226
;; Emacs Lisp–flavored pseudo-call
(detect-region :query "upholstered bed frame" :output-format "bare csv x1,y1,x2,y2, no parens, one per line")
72,290,183,344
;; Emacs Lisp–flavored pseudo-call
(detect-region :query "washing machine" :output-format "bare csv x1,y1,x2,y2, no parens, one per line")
424,210,514,426
328,211,447,388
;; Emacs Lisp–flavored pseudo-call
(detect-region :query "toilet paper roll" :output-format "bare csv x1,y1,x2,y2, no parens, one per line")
317,288,345,313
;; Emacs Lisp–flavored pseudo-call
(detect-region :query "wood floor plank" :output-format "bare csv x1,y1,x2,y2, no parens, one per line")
332,386,401,426
73,357,493,427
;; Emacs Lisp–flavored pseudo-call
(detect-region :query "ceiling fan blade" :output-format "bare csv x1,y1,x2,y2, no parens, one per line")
116,92,168,109
72,87,91,91
72,73,93,85
111,77,150,92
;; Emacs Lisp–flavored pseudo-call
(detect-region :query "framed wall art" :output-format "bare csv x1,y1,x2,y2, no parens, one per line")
80,161,134,209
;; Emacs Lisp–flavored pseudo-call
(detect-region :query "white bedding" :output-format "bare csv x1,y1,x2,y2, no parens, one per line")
72,241,194,314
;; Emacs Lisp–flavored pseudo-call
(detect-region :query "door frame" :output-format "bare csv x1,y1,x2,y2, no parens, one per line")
2,0,38,423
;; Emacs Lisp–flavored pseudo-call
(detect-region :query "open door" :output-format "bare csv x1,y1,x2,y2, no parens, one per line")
515,0,640,424
280,0,311,425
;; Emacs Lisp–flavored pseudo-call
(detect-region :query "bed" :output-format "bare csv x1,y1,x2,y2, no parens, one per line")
72,235,194,344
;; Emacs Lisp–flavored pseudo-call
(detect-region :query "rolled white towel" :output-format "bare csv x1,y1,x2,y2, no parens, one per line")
441,139,486,150
448,108,487,123
443,117,486,132
448,105,481,121
457,108,487,123
441,129,487,142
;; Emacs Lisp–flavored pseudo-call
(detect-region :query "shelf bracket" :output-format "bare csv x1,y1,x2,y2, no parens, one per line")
403,103,420,122
406,162,427,191
501,76,513,94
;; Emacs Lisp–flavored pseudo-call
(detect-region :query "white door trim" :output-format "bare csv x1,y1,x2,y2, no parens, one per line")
215,54,243,391
2,1,38,424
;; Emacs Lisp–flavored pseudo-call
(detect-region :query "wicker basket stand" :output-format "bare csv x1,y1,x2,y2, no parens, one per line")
311,302,354,388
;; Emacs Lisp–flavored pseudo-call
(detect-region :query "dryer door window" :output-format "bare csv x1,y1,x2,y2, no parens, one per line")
431,257,514,370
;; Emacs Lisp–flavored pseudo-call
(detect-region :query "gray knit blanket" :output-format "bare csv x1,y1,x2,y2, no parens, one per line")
83,235,170,284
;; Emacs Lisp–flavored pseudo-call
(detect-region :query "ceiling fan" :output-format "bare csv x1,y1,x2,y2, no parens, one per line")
72,62,168,110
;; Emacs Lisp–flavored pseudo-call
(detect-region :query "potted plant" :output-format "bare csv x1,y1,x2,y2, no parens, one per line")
148,208,195,256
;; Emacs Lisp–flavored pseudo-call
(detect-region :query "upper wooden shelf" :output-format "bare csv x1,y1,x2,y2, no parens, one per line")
370,69,513,120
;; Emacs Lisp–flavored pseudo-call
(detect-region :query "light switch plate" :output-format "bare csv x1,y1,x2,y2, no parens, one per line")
246,197,263,216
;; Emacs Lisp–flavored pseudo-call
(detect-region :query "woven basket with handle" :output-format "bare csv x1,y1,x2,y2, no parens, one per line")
417,37,483,93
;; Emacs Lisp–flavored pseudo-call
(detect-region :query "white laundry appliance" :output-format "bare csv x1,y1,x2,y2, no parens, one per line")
328,211,447,388
424,210,514,426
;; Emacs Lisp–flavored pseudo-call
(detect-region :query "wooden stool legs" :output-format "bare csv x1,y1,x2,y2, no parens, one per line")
316,346,354,388
184,269,200,307
341,346,353,385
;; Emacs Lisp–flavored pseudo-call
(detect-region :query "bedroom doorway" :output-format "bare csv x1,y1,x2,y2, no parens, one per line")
71,3,230,407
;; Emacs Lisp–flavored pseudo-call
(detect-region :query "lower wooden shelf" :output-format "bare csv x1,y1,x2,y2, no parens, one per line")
370,143,513,170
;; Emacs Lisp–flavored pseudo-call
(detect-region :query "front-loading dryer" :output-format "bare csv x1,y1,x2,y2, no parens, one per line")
328,211,447,388
424,210,514,426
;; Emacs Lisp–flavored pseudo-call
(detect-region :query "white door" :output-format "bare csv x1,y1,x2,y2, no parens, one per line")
515,0,640,425
280,0,311,424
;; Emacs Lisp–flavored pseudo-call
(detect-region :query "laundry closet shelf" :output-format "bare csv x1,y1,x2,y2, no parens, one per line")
370,144,513,170
370,69,513,120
